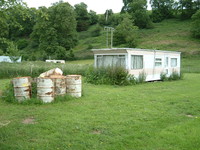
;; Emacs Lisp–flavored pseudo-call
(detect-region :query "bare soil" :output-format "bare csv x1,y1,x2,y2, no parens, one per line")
22,117,36,124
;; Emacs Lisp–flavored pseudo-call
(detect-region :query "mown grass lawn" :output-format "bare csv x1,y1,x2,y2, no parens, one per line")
0,73,200,150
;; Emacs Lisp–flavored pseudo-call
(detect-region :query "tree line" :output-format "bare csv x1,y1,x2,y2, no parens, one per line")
0,0,200,61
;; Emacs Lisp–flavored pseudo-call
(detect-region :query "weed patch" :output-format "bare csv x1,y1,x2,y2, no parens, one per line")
160,71,183,81
0,61,91,79
2,81,76,105
85,66,137,85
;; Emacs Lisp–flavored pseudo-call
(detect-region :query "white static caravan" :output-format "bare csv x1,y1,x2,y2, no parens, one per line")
92,48,181,81
0,56,22,63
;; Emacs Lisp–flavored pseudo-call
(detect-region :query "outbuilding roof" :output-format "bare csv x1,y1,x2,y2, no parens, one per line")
92,48,181,54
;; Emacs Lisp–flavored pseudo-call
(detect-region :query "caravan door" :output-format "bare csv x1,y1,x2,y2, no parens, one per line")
164,56,170,77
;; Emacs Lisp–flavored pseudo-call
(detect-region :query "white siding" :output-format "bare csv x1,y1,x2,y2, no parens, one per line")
93,48,181,81
0,56,22,63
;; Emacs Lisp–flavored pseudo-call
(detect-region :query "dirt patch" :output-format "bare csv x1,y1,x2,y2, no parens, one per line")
91,130,101,135
186,114,194,118
0,121,11,127
22,117,36,124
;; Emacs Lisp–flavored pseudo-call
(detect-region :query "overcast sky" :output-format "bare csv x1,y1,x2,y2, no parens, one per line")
23,0,125,14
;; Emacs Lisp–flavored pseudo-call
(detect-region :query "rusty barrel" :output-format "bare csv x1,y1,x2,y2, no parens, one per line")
50,75,66,96
66,75,82,98
37,78,54,103
12,77,31,101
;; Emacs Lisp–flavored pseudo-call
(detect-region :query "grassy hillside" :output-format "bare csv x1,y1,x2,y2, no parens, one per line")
138,19,200,53
73,25,107,59
73,19,200,59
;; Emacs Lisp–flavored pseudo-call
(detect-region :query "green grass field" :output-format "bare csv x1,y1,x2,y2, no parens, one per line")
1,73,200,150
1,18,200,149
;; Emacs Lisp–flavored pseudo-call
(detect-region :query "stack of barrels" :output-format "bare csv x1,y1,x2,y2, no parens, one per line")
12,75,82,103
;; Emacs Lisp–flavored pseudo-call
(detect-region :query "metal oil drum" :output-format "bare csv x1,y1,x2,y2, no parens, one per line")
66,75,82,98
50,75,66,96
12,76,31,101
37,78,55,103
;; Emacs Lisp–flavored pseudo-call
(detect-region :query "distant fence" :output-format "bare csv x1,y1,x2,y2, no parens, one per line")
181,67,200,73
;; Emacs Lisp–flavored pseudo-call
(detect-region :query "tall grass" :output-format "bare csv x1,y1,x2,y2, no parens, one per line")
160,71,183,81
0,61,91,79
1,56,200,80
181,57,200,73
2,81,76,104
85,66,137,85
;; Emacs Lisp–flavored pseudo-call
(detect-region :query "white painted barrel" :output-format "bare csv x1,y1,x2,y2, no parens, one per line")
66,75,82,98
37,78,55,103
12,77,31,101
50,76,66,96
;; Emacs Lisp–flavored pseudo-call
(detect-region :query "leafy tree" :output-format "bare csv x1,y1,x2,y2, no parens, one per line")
194,0,200,10
150,0,174,22
0,0,22,8
6,41,20,62
121,0,153,29
0,49,3,55
0,38,9,53
98,9,122,27
0,0,27,39
16,39,28,49
6,4,36,39
74,2,90,31
121,0,134,12
179,0,197,19
114,15,138,47
49,2,77,49
0,38,21,61
31,2,77,59
89,10,98,25
67,49,75,60
55,46,67,60
191,10,200,38
0,16,9,38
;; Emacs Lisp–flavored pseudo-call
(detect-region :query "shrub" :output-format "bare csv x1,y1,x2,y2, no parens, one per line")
85,66,137,85
6,41,21,62
87,44,93,50
114,16,138,47
191,10,200,38
17,39,28,49
91,24,101,37
54,46,67,60
160,71,183,81
0,49,3,55
160,72,168,81
168,71,183,81
2,82,42,104
136,72,146,83
67,50,75,60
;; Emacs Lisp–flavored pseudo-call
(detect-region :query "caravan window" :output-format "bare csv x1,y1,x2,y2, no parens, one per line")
171,58,177,67
155,58,162,67
131,55,143,69
96,55,126,68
